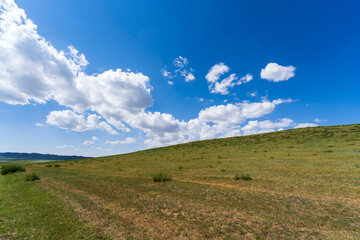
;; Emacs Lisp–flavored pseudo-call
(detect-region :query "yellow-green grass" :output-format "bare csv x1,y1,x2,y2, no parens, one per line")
1,124,360,239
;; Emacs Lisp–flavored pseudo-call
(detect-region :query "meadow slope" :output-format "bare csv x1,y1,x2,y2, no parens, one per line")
1,124,360,239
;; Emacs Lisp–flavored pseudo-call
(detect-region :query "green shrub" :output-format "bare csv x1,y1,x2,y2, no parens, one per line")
54,164,60,167
152,172,172,182
234,173,252,181
25,173,40,181
45,164,52,167
1,165,26,175
178,166,183,169
221,169,226,172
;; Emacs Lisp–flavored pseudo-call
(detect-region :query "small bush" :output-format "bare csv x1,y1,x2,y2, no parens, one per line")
1,165,26,175
355,164,360,168
45,164,52,167
25,173,40,181
152,172,172,182
234,173,252,181
54,164,60,167
221,169,226,172
178,166,183,169
208,165,214,168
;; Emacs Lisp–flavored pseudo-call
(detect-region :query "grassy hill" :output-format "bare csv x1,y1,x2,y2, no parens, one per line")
1,124,359,239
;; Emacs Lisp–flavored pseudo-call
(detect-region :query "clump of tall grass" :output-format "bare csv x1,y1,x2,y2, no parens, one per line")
1,165,26,175
152,172,172,182
234,173,252,181
25,173,40,181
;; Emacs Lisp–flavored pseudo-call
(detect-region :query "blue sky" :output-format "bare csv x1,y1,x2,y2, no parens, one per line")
0,0,359,157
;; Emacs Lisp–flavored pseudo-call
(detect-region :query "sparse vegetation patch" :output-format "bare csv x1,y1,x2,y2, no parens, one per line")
25,173,40,181
1,165,25,175
234,173,252,181
152,172,172,182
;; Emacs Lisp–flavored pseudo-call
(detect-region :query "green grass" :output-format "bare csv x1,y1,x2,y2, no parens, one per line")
152,172,172,182
234,173,252,181
1,165,25,175
1,123,360,239
25,173,40,181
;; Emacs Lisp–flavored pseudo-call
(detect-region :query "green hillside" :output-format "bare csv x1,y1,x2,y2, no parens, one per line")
1,124,360,239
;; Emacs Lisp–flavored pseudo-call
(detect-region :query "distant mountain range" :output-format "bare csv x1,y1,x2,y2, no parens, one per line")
0,152,90,161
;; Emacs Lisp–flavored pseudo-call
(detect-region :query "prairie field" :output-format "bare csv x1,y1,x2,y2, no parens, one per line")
1,124,360,239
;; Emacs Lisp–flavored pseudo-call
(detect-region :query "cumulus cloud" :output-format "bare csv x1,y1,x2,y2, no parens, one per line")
294,123,318,129
83,140,94,145
248,91,257,97
105,137,136,145
241,118,293,135
0,0,151,133
46,110,118,134
56,145,74,149
173,56,188,68
205,63,229,83
161,56,195,82
206,63,252,94
238,73,253,85
160,68,172,78
0,1,296,149
211,73,238,95
83,136,98,145
143,98,293,148
314,118,326,123
35,123,43,127
184,72,195,82
167,81,174,85
261,63,295,82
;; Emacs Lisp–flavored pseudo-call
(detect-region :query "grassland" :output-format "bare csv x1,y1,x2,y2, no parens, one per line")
1,124,360,239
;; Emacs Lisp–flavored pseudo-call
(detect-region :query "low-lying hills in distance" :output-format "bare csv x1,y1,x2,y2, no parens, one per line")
0,123,359,239
0,152,89,161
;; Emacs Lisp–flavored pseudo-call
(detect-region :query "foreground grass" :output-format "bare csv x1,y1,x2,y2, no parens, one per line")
0,172,104,239
1,124,360,239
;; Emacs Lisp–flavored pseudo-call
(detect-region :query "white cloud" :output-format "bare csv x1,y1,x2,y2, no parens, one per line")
46,110,118,134
105,137,136,145
161,56,195,82
161,68,172,78
198,103,245,124
238,73,253,85
211,73,238,95
261,63,295,82
143,98,293,148
294,123,318,129
184,72,195,82
314,118,326,123
56,145,74,149
248,91,257,97
173,56,188,68
35,123,43,127
241,118,293,135
205,62,229,83
0,1,153,134
0,2,297,149
92,136,98,141
83,140,94,145
206,63,252,94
